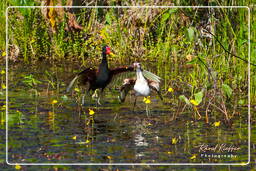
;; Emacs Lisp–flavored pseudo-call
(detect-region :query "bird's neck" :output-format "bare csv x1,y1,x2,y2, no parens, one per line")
99,52,108,73
136,68,145,80
101,52,108,67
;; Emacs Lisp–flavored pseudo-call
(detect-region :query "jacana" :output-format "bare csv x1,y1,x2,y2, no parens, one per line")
67,45,135,105
119,62,163,109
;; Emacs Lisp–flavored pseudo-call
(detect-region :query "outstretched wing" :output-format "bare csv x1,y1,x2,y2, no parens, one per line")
119,78,163,103
110,65,135,76
143,70,161,83
119,78,136,102
148,80,163,100
106,65,135,90
66,68,97,92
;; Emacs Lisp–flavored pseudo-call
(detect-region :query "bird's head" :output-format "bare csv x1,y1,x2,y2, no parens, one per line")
133,62,142,69
102,45,111,55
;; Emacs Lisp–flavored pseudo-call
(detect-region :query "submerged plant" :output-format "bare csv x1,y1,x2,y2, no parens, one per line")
22,74,42,96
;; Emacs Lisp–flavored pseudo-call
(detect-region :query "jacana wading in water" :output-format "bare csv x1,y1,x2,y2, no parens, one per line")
67,45,135,105
119,62,163,112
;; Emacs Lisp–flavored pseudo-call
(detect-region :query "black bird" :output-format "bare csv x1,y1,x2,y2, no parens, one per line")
67,45,135,105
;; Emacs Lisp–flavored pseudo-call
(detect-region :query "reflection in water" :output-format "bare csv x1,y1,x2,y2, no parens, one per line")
134,134,149,147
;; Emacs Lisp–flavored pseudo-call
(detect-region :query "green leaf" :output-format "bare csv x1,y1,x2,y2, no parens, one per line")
105,13,112,25
61,95,68,101
222,83,233,98
179,95,190,105
238,99,245,105
186,57,198,65
187,27,195,41
194,90,204,105
161,12,170,24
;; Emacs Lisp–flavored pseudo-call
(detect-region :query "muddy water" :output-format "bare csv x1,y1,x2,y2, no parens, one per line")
1,63,249,164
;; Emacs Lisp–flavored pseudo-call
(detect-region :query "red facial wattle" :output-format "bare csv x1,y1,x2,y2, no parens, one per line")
106,47,111,54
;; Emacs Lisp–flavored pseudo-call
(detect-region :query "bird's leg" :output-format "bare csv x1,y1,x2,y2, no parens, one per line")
82,94,85,105
81,89,91,105
157,90,164,102
92,89,98,100
80,88,85,105
146,104,149,117
97,89,104,106
97,97,101,106
91,89,99,107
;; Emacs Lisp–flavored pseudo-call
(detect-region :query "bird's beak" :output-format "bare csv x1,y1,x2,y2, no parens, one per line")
109,52,116,57
133,62,139,68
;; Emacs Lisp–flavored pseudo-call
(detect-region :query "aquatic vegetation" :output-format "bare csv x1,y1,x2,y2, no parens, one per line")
143,96,151,104
0,70,5,75
21,74,42,96
171,137,178,145
167,87,174,93
190,154,197,160
88,108,95,116
214,121,221,127
15,164,21,170
50,99,58,105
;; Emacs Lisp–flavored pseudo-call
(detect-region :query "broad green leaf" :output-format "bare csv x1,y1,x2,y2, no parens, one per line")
179,95,190,105
161,9,177,25
222,83,233,98
161,13,170,24
194,90,204,105
238,99,245,105
61,95,68,101
187,27,195,41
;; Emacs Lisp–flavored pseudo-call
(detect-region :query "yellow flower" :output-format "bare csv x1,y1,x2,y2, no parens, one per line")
72,136,77,140
1,105,6,110
0,70,5,75
214,121,221,127
190,99,199,106
107,155,112,160
85,139,90,144
168,87,174,93
1,84,6,89
190,154,197,160
74,88,80,92
171,137,178,145
143,96,151,104
88,109,95,115
167,151,173,154
50,99,58,105
15,164,21,170
2,51,6,57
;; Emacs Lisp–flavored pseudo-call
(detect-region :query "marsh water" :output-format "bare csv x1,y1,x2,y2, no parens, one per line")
1,63,249,164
